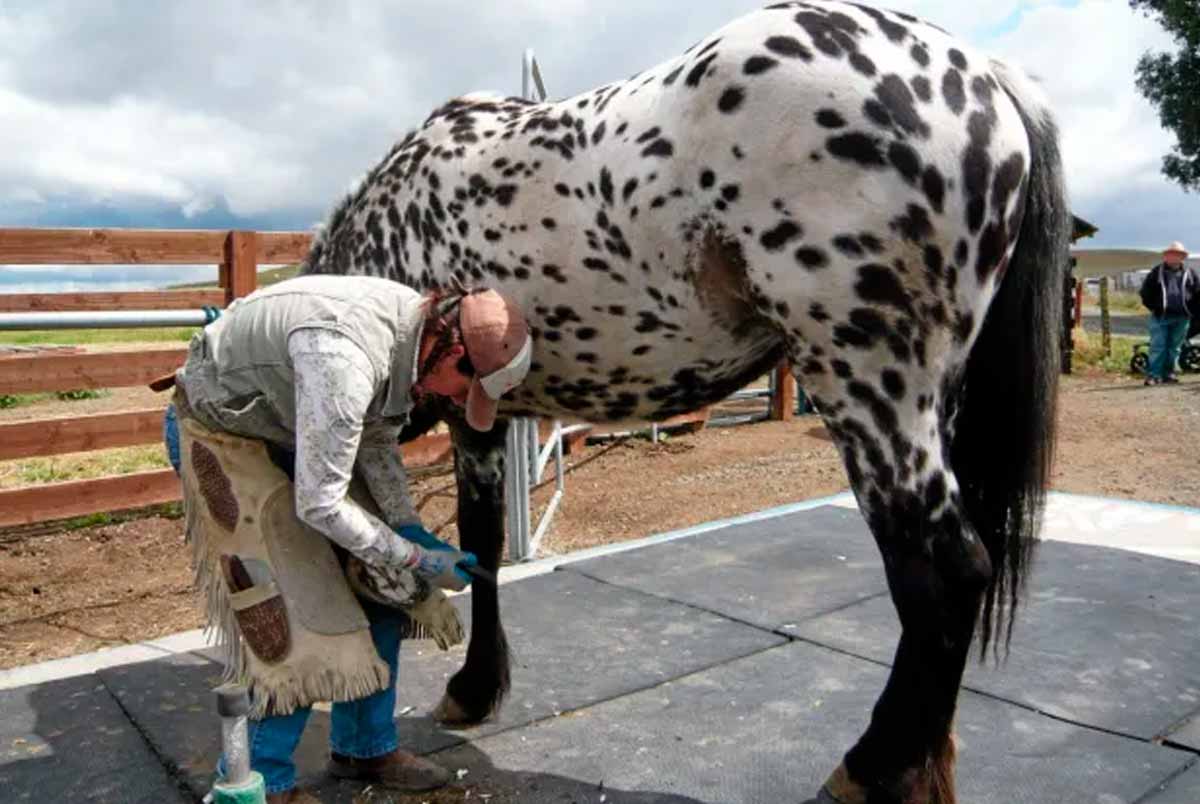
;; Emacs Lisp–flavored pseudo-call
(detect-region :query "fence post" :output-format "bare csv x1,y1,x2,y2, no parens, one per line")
770,360,795,421
222,231,258,305
1099,276,1111,357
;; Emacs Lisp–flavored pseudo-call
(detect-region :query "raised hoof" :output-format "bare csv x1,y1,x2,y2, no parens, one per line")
432,692,485,726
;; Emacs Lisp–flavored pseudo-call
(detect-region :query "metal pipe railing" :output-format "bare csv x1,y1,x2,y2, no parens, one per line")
0,309,215,330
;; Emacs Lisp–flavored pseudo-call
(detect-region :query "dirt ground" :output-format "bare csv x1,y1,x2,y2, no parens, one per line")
2,369,1198,670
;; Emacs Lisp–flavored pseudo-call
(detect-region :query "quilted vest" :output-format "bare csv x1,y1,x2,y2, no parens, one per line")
177,274,426,446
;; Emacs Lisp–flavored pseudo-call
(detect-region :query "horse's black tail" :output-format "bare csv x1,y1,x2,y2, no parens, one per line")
952,60,1071,661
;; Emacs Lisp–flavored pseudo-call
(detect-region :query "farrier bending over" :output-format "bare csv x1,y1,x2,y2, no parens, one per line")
161,274,531,803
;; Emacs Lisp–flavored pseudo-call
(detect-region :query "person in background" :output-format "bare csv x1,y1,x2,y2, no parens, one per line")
1139,241,1199,386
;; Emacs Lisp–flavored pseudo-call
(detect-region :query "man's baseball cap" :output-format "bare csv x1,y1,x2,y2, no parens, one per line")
459,289,532,431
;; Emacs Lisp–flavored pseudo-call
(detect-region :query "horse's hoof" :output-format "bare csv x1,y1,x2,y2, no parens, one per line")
432,692,478,726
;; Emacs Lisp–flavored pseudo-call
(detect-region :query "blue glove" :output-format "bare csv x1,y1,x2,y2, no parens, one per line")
396,524,479,588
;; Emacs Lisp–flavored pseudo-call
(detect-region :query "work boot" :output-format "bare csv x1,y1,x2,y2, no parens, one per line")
328,748,453,792
266,788,323,804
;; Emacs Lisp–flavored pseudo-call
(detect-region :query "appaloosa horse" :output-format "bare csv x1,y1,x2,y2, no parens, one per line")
301,2,1069,800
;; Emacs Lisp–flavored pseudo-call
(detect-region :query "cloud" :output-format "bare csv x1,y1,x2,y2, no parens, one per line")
0,0,1196,255
981,0,1200,248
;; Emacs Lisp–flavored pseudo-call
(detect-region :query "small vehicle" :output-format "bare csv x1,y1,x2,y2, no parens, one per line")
1130,319,1200,375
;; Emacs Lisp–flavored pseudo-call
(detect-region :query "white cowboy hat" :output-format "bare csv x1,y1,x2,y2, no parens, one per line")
1163,241,1188,256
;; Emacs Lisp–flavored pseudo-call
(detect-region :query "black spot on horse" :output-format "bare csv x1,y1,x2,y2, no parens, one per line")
849,52,876,77
720,184,740,202
962,112,995,233
827,132,887,167
942,69,966,115
890,204,934,244
795,247,830,269
760,220,803,251
875,74,929,138
794,9,861,57
642,139,675,158
881,369,906,400
718,86,747,113
848,380,900,435
809,302,830,322
910,44,930,68
863,99,892,129
922,166,945,214
860,233,884,253
853,4,909,42
576,327,598,341
817,109,847,128
974,221,1006,282
700,170,716,189
622,178,639,203
583,257,611,273
971,75,995,107
833,235,864,257
765,35,813,60
948,48,968,70
832,359,853,378
955,239,969,266
911,75,932,103
744,55,779,74
856,264,914,315
542,218,557,230
954,310,974,343
685,53,720,87
991,152,1026,214
599,168,615,206
888,141,921,185
923,244,944,281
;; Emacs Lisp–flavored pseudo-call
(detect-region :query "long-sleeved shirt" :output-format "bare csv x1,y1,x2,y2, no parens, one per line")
287,327,422,570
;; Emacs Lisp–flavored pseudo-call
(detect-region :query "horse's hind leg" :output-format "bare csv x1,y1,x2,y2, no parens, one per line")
799,370,992,804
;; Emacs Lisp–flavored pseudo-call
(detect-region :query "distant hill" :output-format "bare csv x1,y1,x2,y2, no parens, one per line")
169,263,299,290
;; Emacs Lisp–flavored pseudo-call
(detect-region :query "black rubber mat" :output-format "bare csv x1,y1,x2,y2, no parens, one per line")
1143,760,1200,803
0,672,190,803
98,569,783,797
368,641,1192,804
567,504,889,631
792,538,1200,749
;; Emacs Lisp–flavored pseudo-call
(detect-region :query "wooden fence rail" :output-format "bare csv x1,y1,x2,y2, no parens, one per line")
0,225,790,528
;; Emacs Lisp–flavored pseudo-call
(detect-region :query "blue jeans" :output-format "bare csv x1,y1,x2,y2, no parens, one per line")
217,599,405,795
163,403,181,475
1148,315,1190,380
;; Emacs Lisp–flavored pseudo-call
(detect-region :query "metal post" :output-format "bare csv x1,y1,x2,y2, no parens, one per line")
505,422,531,562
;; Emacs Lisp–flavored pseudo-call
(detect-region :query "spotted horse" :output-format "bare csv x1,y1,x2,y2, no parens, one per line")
301,1,1070,801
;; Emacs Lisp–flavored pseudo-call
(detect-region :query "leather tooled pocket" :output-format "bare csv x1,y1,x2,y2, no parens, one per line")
222,554,291,665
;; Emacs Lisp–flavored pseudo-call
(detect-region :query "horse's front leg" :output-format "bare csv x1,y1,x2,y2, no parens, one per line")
432,414,511,725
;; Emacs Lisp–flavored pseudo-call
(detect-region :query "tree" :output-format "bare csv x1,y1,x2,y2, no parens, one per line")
1130,0,1200,192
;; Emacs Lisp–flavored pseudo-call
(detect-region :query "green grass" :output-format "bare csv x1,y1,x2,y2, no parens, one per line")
0,390,109,410
0,444,170,490
1083,289,1146,314
0,326,198,346
1072,331,1140,374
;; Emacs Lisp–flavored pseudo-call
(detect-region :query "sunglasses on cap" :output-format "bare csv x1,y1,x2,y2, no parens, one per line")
476,335,532,400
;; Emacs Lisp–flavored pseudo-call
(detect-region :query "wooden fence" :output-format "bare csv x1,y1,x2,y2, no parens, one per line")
0,227,760,528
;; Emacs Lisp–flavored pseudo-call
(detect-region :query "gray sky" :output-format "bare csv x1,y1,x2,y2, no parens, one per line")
1,0,1196,263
